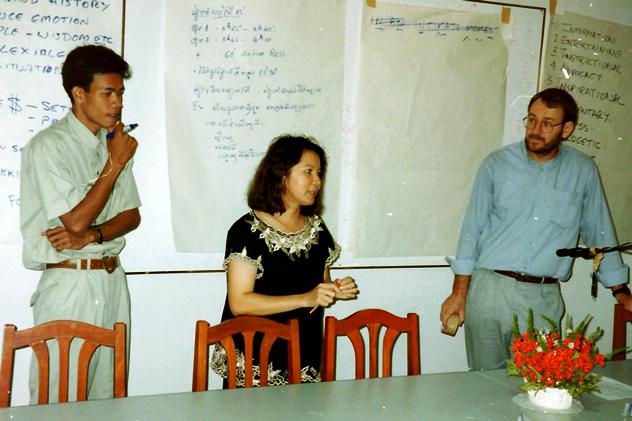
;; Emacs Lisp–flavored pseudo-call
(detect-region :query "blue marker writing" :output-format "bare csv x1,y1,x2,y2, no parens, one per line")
106,123,139,139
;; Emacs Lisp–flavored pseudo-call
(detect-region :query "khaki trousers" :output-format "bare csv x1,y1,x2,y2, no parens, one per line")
29,265,130,403
464,268,564,371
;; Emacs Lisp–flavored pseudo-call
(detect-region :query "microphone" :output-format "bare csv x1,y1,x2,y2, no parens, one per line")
555,247,597,259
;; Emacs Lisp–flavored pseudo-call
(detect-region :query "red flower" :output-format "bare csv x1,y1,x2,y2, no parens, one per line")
508,317,606,398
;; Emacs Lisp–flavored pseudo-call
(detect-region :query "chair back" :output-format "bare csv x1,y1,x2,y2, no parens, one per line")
192,316,301,390
322,308,420,381
612,303,632,361
0,320,126,407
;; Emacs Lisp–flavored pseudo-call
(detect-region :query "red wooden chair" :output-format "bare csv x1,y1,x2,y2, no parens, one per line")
322,309,420,381
0,320,126,407
612,303,632,361
192,316,301,390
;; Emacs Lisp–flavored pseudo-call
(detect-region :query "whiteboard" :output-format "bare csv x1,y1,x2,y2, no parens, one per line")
542,11,632,243
0,0,124,244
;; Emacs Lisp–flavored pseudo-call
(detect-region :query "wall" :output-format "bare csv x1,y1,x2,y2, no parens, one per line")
0,0,630,406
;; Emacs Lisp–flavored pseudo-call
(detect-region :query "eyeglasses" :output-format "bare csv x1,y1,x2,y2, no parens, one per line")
522,116,564,134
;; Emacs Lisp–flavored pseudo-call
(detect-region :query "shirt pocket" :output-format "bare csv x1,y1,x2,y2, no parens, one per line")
537,190,581,229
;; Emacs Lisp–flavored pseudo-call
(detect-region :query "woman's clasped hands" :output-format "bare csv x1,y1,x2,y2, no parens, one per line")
308,276,358,311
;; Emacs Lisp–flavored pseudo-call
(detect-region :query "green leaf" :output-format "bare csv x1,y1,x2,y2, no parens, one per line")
512,314,520,339
575,314,592,336
527,308,535,334
605,347,631,360
587,326,604,343
542,315,559,333
565,314,574,333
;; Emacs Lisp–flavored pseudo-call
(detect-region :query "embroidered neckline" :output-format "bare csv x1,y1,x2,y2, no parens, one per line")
248,210,323,259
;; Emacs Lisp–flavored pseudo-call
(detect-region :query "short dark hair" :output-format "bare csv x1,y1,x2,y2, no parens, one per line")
61,45,131,103
528,88,578,125
248,134,327,216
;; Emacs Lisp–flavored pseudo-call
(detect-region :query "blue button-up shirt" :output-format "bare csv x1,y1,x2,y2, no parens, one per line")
449,141,628,286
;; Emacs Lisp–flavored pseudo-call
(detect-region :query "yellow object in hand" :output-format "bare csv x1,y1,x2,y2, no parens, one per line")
441,314,460,337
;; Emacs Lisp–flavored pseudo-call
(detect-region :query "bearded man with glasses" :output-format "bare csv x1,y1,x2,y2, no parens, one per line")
440,88,631,371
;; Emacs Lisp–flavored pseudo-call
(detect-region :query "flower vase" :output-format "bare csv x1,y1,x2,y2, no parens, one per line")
527,387,573,410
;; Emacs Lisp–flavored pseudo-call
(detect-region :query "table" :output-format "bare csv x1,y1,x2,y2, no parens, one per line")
1,361,630,420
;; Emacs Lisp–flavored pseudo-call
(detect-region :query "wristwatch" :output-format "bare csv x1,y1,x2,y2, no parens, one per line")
92,225,104,244
612,285,631,298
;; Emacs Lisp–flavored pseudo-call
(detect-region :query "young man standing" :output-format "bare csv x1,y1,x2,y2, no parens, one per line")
441,88,631,371
20,45,141,401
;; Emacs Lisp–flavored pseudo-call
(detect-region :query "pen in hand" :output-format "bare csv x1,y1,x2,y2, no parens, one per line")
309,280,342,314
106,123,139,139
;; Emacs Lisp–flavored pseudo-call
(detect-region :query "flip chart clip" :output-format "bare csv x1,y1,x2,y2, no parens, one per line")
501,7,511,24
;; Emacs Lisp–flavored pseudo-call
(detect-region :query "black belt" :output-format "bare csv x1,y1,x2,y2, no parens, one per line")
495,270,558,285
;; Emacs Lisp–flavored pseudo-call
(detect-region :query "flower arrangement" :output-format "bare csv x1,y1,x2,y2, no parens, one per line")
506,309,607,399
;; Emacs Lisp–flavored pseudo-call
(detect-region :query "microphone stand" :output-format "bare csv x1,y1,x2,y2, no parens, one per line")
563,242,632,260
579,243,632,299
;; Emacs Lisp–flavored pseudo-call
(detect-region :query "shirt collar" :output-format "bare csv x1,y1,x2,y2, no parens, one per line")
520,139,567,170
66,110,108,148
